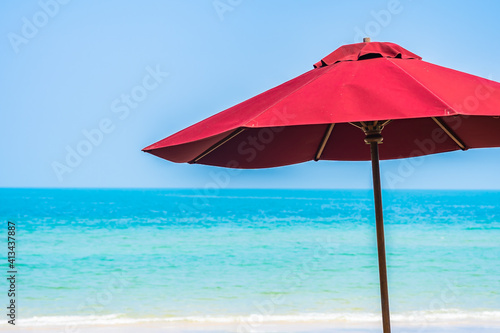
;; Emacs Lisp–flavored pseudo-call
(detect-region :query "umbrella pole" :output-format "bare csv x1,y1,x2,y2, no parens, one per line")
368,138,391,333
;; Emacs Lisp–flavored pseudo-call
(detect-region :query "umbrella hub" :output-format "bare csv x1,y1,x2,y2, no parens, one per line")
349,120,391,144
363,126,383,144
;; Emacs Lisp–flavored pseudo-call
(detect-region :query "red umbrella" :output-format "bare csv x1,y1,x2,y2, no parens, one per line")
143,39,500,332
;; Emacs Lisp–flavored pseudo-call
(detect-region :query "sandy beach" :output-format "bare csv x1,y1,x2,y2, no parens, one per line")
7,322,500,333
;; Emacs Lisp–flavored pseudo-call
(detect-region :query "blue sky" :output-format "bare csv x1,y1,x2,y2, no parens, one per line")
1,0,500,189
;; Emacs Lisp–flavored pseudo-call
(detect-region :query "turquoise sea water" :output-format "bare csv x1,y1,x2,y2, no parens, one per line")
1,188,499,327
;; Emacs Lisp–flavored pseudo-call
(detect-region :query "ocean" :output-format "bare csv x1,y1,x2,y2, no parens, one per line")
1,188,499,331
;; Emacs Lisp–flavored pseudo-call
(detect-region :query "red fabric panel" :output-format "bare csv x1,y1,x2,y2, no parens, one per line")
392,59,500,116
248,58,454,127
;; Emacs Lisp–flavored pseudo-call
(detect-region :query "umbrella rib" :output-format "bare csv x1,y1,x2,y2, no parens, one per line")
431,117,468,151
380,119,392,127
190,128,246,164
314,123,335,161
349,122,364,130
349,120,392,131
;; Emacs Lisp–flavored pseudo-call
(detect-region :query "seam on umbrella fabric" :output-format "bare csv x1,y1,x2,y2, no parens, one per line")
159,65,340,147
387,59,458,115
242,64,339,128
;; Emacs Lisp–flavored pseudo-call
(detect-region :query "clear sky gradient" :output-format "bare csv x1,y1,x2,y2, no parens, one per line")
2,0,500,189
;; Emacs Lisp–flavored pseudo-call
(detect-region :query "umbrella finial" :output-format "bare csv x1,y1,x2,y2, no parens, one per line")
363,37,371,43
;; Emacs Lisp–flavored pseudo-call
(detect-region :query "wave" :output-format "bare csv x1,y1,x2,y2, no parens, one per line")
10,310,500,327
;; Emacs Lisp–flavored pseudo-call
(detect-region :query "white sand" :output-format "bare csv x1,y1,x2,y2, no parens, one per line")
5,322,500,333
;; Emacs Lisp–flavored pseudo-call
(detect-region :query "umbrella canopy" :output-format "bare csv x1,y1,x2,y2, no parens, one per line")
144,41,500,168
143,40,500,333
